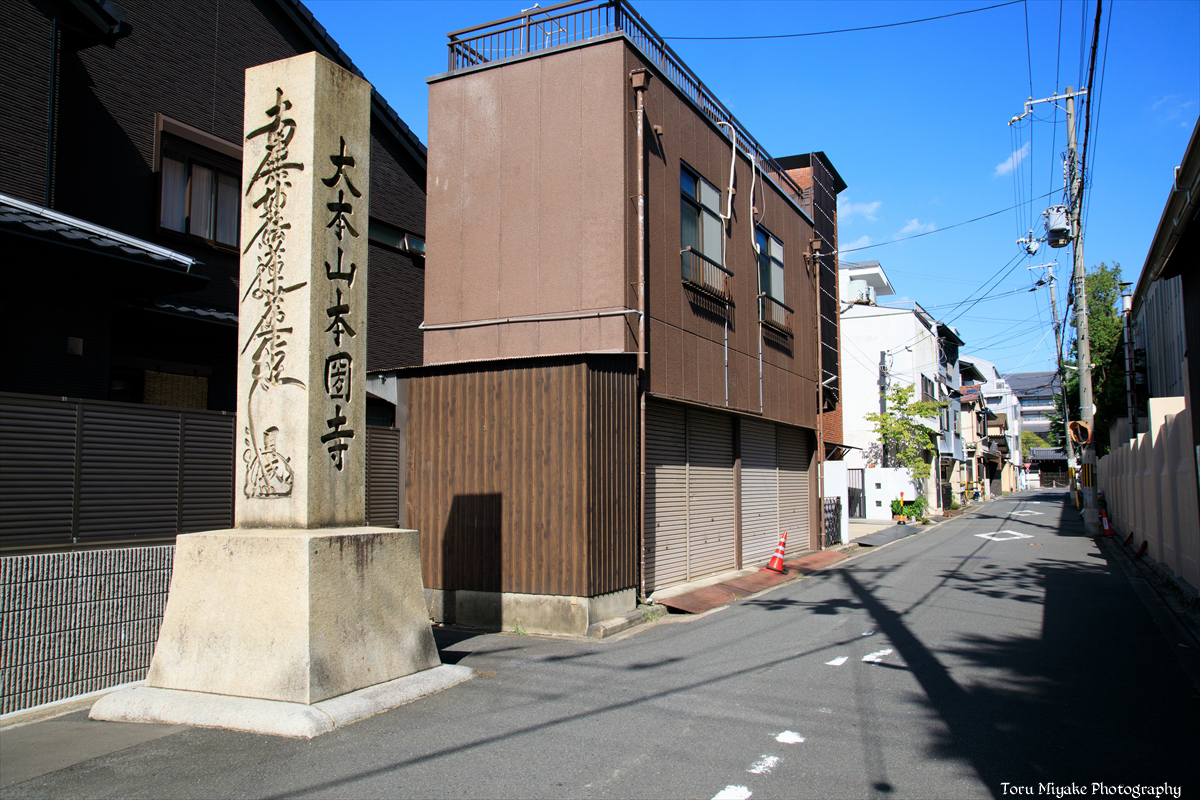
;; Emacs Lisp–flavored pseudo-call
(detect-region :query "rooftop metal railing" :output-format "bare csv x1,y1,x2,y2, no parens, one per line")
446,0,807,209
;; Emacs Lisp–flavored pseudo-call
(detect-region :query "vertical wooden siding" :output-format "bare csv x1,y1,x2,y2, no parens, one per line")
407,356,636,598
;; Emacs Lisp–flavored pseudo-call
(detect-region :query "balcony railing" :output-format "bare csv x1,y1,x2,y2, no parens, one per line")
446,0,808,210
681,247,732,302
759,294,793,336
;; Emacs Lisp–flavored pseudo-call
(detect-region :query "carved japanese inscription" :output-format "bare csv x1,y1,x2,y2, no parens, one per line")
235,52,370,529
241,87,305,499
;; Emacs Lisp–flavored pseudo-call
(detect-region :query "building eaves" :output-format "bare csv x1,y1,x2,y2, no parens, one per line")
278,0,428,173
775,152,848,194
1,192,206,288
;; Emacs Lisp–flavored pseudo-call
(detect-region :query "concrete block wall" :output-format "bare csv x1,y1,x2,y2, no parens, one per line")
0,546,173,715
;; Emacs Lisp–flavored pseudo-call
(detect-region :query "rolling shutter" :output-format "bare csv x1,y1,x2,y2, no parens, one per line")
645,402,688,590
740,418,778,566
685,408,736,580
777,425,810,555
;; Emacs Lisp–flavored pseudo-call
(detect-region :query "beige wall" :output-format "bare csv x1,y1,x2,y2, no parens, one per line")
425,41,633,363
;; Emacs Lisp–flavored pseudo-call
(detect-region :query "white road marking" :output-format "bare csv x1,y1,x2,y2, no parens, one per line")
1009,510,1043,516
775,731,805,743
976,531,1034,541
825,656,849,666
713,786,752,800
818,708,833,713
862,648,894,663
861,630,876,636
748,756,780,775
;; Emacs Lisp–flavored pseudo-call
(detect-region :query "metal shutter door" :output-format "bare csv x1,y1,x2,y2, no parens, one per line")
0,398,77,545
180,412,235,533
366,426,401,528
777,425,809,555
645,402,688,590
77,406,179,540
685,408,736,580
740,418,778,566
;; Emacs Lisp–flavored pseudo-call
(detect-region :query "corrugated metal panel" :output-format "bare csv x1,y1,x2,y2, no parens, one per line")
0,398,77,545
587,363,637,597
685,408,736,580
180,413,234,533
1,395,236,548
777,425,810,554
741,418,778,566
645,401,688,590
408,355,636,598
77,407,180,540
366,426,401,528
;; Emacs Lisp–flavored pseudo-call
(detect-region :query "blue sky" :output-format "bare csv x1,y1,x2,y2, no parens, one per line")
307,0,1198,376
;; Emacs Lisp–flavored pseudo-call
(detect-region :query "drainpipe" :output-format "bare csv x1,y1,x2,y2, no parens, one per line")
812,237,825,549
631,68,649,600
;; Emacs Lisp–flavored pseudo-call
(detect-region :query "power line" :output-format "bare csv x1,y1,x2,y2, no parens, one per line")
840,189,1056,254
663,0,1021,40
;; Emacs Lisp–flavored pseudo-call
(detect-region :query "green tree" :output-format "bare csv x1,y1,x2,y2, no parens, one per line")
1021,430,1050,459
1050,261,1128,455
865,384,945,486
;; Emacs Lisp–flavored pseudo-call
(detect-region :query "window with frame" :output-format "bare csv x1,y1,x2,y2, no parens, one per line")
756,227,791,333
156,118,242,249
680,164,729,299
160,148,239,247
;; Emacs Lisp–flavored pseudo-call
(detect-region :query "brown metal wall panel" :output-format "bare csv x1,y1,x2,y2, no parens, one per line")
409,356,635,598
179,413,234,533
685,408,737,580
645,401,688,590
77,406,180,540
777,424,810,554
740,418,778,566
365,426,401,529
587,363,638,596
0,398,78,545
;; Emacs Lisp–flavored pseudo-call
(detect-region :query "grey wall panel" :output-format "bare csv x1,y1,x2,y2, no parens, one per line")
645,401,688,590
777,424,810,553
740,417,778,566
685,408,736,580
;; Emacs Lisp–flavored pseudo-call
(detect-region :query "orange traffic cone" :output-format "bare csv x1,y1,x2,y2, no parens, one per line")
1099,510,1112,536
766,530,788,573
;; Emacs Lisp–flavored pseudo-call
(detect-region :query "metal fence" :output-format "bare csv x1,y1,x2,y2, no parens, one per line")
823,496,843,548
0,393,235,549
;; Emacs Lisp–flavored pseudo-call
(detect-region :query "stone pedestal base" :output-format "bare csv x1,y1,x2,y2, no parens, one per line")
141,527,441,704
90,665,473,738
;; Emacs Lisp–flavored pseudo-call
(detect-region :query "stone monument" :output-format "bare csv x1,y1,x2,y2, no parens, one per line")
91,53,469,737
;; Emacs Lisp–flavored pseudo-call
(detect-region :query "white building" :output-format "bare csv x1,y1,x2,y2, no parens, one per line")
839,261,970,519
961,355,1023,492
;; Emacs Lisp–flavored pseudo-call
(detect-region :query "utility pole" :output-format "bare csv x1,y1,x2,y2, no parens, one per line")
1066,88,1099,532
1029,262,1076,465
1121,284,1136,434
879,351,888,468
1010,86,1094,528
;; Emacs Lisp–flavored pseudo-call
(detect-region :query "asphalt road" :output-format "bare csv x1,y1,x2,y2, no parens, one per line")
3,489,1198,799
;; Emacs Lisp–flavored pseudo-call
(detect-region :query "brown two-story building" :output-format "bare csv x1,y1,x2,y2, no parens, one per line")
388,0,845,635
